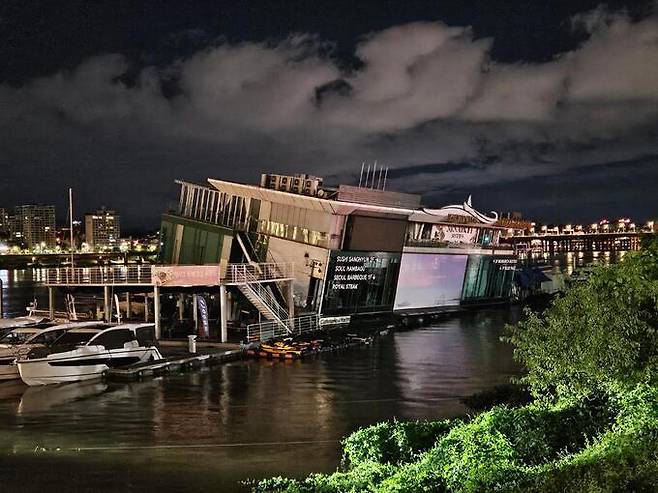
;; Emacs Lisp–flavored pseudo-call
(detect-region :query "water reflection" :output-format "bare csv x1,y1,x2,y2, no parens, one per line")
0,307,522,491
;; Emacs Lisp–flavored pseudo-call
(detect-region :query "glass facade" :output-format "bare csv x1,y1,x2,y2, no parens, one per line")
258,220,329,248
405,222,501,248
394,253,468,310
461,255,516,301
321,251,401,316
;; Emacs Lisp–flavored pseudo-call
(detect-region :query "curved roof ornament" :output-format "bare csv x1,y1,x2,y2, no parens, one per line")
423,195,499,225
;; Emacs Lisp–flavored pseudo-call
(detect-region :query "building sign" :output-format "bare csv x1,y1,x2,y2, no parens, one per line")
319,315,351,327
322,251,401,316
423,195,498,225
492,257,517,271
197,296,209,337
331,254,379,290
151,266,220,286
433,225,478,245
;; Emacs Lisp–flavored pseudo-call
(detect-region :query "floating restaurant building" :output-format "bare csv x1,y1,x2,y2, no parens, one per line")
159,172,517,329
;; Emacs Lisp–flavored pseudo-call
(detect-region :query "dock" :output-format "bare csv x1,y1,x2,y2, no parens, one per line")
106,345,244,382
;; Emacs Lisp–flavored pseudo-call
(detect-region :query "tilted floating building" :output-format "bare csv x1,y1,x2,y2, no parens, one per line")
159,172,518,332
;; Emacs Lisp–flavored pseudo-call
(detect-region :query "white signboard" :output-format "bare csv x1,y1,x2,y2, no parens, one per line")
433,225,478,245
152,266,220,286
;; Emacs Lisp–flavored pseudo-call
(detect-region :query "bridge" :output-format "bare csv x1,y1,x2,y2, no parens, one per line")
503,231,645,254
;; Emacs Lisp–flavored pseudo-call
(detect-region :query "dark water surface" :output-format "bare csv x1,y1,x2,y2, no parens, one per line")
0,270,522,492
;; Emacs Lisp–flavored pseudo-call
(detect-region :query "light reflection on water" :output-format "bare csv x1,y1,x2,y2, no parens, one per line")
0,306,522,492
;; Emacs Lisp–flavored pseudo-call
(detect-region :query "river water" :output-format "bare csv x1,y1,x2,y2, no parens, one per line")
0,269,522,492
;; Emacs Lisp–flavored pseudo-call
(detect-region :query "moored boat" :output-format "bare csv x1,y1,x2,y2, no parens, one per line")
0,321,113,381
0,316,52,335
18,323,163,386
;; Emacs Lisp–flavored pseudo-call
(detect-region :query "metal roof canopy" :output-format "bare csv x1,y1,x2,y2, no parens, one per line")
207,178,416,217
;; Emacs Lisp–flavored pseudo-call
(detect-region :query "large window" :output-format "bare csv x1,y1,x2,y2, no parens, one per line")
258,220,329,248
321,251,401,316
90,329,136,350
394,253,468,310
461,255,516,301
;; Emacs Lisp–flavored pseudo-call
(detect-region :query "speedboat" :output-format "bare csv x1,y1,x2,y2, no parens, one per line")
17,323,163,386
0,321,113,381
0,316,52,335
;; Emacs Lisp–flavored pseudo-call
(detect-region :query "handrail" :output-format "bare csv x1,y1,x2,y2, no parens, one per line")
45,265,153,285
235,268,290,332
224,262,293,284
246,314,319,343
43,262,294,286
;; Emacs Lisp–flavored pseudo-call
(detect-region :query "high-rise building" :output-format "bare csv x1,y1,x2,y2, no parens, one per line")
12,204,57,249
85,208,121,248
0,208,9,236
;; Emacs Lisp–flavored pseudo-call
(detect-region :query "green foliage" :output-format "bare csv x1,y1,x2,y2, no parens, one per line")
252,386,658,493
507,239,658,400
461,383,532,411
342,419,456,467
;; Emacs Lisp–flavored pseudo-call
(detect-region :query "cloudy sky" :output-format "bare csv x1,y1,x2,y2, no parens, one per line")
1,0,657,230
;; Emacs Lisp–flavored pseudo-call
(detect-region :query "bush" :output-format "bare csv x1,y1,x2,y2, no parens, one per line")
342,419,456,467
507,241,658,401
461,383,532,411
252,386,658,493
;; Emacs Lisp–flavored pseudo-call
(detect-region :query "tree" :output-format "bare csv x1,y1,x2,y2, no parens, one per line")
507,238,658,401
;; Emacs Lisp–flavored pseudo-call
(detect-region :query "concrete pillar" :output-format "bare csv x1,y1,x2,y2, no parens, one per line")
103,286,110,322
192,293,198,332
154,285,161,340
144,293,149,322
287,280,295,320
48,287,55,320
178,293,185,321
219,284,228,343
126,292,131,320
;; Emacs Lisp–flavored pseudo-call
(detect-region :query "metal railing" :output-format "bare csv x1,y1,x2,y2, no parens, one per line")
223,262,294,284
235,266,290,331
43,262,294,286
45,265,154,285
246,314,319,343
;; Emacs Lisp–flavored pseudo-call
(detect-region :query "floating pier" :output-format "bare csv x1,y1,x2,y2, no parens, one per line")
105,347,244,382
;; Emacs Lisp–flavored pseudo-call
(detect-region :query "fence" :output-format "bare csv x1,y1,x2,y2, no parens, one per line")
223,262,294,284
45,265,154,285
246,314,319,343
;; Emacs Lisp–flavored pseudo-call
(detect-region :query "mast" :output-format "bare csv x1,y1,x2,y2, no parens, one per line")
69,188,74,268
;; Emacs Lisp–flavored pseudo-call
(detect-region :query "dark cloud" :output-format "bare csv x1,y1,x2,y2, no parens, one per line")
1,5,658,229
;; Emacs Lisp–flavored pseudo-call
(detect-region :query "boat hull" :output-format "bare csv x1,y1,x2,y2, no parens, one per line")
18,347,161,386
0,362,19,381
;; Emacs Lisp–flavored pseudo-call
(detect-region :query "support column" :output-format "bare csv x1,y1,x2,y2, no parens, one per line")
192,293,198,333
144,293,149,322
287,280,295,320
178,293,185,321
219,284,228,343
48,287,55,320
126,293,131,321
103,286,110,322
154,285,161,340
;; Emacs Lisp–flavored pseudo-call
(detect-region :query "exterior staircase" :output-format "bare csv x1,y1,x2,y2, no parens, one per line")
234,269,291,333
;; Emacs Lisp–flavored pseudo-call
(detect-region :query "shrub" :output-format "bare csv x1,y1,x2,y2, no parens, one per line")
507,240,658,401
342,419,456,467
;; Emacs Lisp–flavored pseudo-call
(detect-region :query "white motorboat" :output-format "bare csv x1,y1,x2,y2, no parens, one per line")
0,321,113,381
18,324,163,386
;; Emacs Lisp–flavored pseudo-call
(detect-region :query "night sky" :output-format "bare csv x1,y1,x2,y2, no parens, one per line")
1,0,657,231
